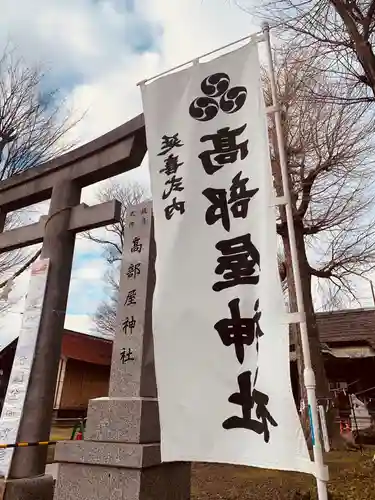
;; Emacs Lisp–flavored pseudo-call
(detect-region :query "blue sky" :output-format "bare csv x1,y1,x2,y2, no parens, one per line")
0,0,261,346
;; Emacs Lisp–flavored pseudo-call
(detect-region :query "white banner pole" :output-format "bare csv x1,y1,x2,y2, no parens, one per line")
262,22,329,500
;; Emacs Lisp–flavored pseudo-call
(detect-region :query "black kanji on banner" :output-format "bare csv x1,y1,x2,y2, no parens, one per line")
214,298,264,364
203,171,259,230
158,133,187,220
199,125,249,175
213,234,260,291
223,370,278,443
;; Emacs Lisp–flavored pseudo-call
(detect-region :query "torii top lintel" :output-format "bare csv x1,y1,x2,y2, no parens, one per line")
0,114,146,213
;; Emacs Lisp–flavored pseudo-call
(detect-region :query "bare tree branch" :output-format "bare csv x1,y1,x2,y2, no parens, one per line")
0,248,41,290
264,46,375,304
83,181,148,264
0,42,81,315
0,44,81,179
239,0,375,103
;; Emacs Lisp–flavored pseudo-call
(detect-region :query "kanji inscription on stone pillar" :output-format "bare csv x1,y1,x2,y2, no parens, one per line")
110,201,154,398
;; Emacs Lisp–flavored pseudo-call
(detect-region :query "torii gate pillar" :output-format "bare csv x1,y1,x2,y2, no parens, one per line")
0,116,146,500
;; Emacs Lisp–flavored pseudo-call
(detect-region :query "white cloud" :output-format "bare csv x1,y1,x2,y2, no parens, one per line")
140,0,259,68
74,233,102,255
64,52,159,146
1,0,156,80
64,313,95,335
60,0,259,146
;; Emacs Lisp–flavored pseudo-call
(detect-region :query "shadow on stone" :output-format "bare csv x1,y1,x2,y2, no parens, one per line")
0,474,54,500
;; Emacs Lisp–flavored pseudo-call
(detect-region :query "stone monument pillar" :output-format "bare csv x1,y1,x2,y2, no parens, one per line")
53,201,191,500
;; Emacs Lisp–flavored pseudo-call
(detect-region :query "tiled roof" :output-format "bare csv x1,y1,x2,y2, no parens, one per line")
316,308,375,348
0,330,113,366
61,330,112,366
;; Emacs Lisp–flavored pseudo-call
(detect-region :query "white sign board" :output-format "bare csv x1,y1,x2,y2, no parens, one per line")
0,259,49,478
350,395,371,430
141,41,313,474
318,405,330,452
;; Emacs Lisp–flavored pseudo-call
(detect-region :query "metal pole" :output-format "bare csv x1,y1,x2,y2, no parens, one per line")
137,31,265,87
262,23,329,500
369,280,375,306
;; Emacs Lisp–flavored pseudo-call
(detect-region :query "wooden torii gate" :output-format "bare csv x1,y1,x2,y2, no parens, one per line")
0,114,146,496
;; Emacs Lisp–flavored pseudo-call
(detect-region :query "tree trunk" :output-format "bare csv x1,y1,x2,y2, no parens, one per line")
330,0,375,96
294,227,329,401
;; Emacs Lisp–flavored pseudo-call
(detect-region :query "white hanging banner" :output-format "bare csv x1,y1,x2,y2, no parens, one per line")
0,259,49,478
141,41,313,474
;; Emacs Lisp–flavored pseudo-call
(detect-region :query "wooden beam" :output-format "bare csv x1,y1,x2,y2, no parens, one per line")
0,200,122,253
0,114,146,212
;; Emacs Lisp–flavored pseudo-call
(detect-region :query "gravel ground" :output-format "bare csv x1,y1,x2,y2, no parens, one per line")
191,449,375,500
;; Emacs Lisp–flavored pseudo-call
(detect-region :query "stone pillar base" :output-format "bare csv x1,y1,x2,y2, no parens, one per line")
54,461,191,500
84,397,160,444
0,474,54,500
